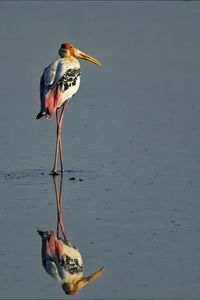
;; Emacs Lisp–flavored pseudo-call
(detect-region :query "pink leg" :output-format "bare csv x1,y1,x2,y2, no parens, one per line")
56,110,65,173
58,174,68,243
50,104,67,176
53,175,61,238
58,104,67,174
53,175,68,243
59,131,64,173
49,110,60,176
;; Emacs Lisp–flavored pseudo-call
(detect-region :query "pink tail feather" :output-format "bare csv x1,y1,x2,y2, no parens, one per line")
44,86,63,117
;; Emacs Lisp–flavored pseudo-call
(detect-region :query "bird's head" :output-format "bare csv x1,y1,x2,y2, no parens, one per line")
61,266,104,295
59,43,102,67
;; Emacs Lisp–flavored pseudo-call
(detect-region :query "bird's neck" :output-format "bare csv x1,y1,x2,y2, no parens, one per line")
60,56,80,68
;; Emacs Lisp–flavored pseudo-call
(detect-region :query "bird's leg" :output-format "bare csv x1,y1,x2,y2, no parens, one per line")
53,175,67,241
58,103,67,174
59,132,64,173
50,104,67,176
54,174,68,243
56,109,64,173
49,110,60,176
58,174,68,243
53,175,61,238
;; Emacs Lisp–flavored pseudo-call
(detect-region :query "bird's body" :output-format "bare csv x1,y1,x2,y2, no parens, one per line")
38,175,104,295
38,57,81,119
38,230,83,285
38,229,104,295
36,43,101,175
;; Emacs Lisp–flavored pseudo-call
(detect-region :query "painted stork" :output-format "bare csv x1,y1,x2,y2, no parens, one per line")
38,230,104,295
36,43,101,175
38,175,104,295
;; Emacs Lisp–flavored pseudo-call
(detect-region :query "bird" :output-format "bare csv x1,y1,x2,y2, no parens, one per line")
38,230,104,295
36,43,101,176
38,175,104,295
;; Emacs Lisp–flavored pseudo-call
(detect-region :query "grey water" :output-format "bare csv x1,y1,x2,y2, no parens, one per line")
0,1,200,299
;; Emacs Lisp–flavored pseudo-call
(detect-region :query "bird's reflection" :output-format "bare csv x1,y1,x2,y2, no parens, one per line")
38,175,104,295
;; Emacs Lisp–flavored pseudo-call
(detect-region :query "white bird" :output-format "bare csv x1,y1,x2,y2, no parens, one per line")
38,175,104,295
36,43,101,175
38,230,104,295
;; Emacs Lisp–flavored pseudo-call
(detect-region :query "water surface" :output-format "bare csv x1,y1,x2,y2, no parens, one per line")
0,1,200,299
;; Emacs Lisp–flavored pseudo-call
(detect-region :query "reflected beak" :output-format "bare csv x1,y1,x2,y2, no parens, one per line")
74,48,102,67
76,266,104,291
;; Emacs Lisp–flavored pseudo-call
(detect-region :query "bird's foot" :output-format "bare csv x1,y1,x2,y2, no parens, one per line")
49,169,60,176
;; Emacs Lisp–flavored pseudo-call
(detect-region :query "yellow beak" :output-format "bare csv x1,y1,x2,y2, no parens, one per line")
76,266,104,291
74,48,102,67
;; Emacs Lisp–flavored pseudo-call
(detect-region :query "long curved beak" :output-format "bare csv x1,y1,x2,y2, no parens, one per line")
76,266,104,291
74,48,102,67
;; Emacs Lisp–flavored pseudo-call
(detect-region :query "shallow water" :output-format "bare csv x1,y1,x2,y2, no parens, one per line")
1,1,200,299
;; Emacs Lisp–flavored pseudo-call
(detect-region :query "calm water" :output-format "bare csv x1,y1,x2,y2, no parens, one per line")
0,1,200,299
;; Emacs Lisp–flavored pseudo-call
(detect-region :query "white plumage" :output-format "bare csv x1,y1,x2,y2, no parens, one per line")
36,42,101,175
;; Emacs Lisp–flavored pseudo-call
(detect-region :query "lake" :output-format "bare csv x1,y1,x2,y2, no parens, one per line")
0,1,200,299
